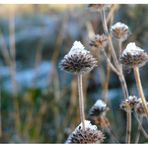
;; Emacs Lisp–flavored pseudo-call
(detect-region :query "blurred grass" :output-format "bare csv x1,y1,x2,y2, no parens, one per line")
0,4,148,143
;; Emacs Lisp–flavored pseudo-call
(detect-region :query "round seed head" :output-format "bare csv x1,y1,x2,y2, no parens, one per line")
66,120,105,144
111,22,130,41
88,4,111,11
59,41,98,74
89,100,108,117
120,42,148,68
120,96,139,111
89,34,108,49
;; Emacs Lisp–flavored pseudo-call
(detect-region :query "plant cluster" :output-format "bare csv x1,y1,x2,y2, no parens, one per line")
60,4,148,144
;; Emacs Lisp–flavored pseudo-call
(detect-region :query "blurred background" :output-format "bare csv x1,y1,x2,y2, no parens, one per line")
0,4,148,143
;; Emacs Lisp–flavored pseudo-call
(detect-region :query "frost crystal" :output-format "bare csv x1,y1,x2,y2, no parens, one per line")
69,41,86,54
111,22,128,30
94,100,106,109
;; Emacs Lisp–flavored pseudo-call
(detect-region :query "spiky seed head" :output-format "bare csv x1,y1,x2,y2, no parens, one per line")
59,41,98,74
135,99,148,117
89,34,108,49
66,120,105,144
89,100,108,117
88,4,111,11
120,96,139,111
111,22,130,41
120,42,148,68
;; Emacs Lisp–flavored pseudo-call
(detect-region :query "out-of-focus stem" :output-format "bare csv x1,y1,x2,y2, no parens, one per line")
77,74,85,130
126,109,131,143
134,112,148,140
9,9,20,132
101,49,120,75
0,87,2,137
133,66,148,118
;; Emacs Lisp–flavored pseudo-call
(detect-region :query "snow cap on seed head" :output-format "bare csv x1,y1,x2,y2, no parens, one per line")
89,100,108,117
120,42,148,68
111,22,130,41
66,120,105,144
60,41,98,74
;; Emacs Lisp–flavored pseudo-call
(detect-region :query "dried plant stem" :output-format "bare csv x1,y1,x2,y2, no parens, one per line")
105,127,119,143
9,10,20,132
126,110,132,143
134,112,148,140
77,74,85,130
0,87,2,137
100,8,130,143
118,39,122,57
102,53,111,103
134,115,142,143
133,66,148,118
100,9,129,99
101,49,120,75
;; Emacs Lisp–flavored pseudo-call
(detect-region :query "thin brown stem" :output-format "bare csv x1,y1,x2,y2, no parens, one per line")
126,109,132,143
133,66,148,118
134,112,148,140
118,39,122,57
77,74,85,130
135,115,142,143
100,8,130,144
9,9,20,132
100,9,129,99
0,87,2,137
101,49,120,75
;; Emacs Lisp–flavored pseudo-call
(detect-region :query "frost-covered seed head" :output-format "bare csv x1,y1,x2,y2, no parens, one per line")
120,42,148,68
89,100,108,117
111,22,130,41
120,96,139,111
89,34,108,49
66,120,105,144
135,99,148,117
88,4,111,11
59,41,98,74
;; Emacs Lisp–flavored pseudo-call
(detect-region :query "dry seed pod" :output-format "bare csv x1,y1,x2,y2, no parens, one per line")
89,100,109,117
135,99,148,117
111,22,130,41
89,34,108,49
66,120,105,144
120,42,148,68
120,96,139,111
89,100,110,128
59,41,97,74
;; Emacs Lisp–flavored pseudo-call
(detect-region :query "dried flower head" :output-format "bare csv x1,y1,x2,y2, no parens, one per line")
89,34,108,49
89,100,109,117
59,41,98,74
88,4,111,11
135,99,148,117
120,96,139,111
66,120,105,144
111,22,130,41
120,42,148,68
